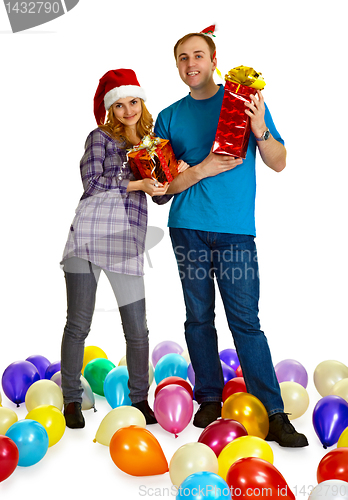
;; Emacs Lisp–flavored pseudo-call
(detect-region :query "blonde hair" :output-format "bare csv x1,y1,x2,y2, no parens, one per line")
98,99,153,147
174,33,216,61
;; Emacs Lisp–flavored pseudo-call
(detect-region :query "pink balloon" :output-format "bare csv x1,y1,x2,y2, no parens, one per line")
154,384,193,437
198,418,248,456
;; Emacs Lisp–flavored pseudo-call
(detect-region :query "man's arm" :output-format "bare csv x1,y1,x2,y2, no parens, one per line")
245,90,286,172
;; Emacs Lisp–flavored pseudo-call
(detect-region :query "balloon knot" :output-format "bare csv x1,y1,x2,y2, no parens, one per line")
93,439,97,443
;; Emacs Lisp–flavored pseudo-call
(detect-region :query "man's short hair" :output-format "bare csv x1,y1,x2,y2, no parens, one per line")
174,33,216,61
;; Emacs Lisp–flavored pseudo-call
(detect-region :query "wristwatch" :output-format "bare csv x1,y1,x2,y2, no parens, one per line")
255,129,270,141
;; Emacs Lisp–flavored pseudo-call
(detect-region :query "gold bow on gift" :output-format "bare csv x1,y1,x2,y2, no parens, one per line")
127,135,161,179
225,66,266,90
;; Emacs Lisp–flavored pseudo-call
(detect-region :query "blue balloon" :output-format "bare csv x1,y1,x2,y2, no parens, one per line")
313,395,348,448
221,361,236,385
2,361,40,406
219,349,240,372
45,360,61,380
177,471,231,499
6,420,49,467
26,355,51,379
103,366,131,408
154,353,188,385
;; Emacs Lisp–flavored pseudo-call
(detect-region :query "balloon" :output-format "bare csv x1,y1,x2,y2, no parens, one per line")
154,376,193,399
235,365,243,377
221,392,269,439
309,480,348,499
219,348,240,372
187,363,195,385
103,366,131,408
25,379,63,412
26,355,51,379
82,345,108,374
50,372,95,411
221,361,236,385
154,384,193,437
218,435,274,481
222,377,247,402
118,355,154,386
331,379,348,403
45,360,61,380
109,425,168,476
0,391,1,406
2,360,40,406
181,349,191,365
198,418,248,457
226,457,295,500
84,358,115,396
152,340,183,367
275,359,308,388
0,436,19,482
169,442,219,487
0,407,18,435
313,396,348,448
26,405,66,447
338,426,348,448
317,448,348,483
6,420,49,467
177,471,232,499
154,353,188,385
94,406,146,446
314,360,348,397
279,381,310,419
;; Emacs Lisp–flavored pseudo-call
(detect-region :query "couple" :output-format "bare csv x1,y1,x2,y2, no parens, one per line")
60,28,308,448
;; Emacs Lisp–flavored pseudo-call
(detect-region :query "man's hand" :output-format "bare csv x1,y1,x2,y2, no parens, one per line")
244,90,267,138
198,150,243,179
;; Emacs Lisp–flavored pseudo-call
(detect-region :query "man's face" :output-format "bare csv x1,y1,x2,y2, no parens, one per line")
176,36,216,91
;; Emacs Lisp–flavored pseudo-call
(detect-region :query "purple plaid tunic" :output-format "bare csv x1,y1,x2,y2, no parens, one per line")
61,128,147,276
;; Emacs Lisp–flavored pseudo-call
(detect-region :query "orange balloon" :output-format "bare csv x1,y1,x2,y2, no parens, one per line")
109,425,169,476
221,392,269,439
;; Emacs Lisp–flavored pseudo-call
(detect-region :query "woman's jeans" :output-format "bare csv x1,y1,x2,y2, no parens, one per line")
170,228,284,416
61,257,149,405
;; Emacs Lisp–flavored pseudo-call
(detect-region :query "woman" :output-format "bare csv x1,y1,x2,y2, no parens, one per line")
60,69,187,428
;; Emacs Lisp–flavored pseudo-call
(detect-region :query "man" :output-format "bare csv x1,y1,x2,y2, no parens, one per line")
154,29,308,447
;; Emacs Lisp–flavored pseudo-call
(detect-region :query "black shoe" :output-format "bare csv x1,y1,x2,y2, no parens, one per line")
64,402,85,429
132,400,157,425
265,412,308,447
193,402,221,428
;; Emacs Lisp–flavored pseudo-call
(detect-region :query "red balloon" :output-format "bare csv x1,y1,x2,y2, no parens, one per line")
0,436,19,482
222,377,247,402
235,365,243,377
226,457,295,500
317,448,348,483
198,418,247,457
154,376,193,399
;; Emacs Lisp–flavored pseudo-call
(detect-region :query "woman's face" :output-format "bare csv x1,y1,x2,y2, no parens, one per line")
112,97,142,129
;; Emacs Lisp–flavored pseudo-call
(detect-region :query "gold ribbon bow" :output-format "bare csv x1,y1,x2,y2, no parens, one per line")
225,65,266,90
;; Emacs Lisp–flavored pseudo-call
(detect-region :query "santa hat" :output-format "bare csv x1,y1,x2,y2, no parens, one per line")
93,69,146,125
200,24,217,37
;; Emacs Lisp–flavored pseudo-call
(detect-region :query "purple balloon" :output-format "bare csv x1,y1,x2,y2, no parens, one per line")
313,395,348,448
26,355,51,379
187,362,195,385
221,361,236,385
152,340,183,367
45,361,61,380
2,360,40,406
198,418,248,456
154,384,193,437
275,359,308,388
219,349,240,372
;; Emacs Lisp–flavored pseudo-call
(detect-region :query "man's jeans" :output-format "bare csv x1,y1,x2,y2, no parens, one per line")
170,228,284,416
61,257,149,405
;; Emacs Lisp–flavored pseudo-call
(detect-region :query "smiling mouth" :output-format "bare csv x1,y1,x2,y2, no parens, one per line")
187,71,199,76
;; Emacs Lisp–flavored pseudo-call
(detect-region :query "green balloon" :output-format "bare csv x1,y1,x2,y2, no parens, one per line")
84,358,115,396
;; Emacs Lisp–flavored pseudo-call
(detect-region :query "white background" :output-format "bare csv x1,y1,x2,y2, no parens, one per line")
0,0,347,498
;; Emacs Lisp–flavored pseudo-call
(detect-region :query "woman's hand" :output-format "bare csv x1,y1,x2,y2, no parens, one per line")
139,178,169,197
177,160,190,173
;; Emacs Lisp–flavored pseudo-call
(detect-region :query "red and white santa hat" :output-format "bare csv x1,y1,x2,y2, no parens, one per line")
94,68,146,125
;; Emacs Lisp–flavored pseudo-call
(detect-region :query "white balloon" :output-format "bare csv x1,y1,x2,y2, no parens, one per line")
309,480,348,499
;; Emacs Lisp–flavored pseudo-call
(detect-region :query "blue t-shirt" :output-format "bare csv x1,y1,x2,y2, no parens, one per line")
154,84,284,236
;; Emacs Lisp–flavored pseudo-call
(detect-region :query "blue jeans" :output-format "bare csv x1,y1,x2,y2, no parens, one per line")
61,257,149,405
170,228,283,416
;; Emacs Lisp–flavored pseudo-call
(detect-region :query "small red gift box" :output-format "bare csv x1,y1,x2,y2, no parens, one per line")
127,136,179,184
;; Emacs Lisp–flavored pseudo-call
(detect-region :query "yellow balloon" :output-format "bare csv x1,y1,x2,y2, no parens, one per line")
218,435,274,481
0,407,18,434
94,406,146,446
25,380,63,412
26,405,66,447
221,392,269,439
280,381,310,420
118,355,154,386
82,346,108,374
330,378,348,403
0,390,2,406
169,442,219,487
314,360,348,397
337,426,348,448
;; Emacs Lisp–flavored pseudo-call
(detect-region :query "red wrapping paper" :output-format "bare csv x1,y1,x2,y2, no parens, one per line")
212,80,258,159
